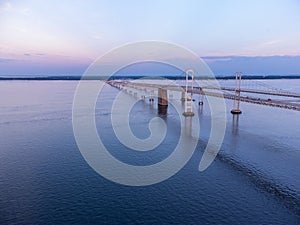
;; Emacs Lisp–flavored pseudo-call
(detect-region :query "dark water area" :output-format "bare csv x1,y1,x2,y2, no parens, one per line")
0,80,299,224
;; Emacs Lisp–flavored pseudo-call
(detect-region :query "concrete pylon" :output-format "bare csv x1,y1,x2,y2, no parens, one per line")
158,88,168,115
181,91,185,101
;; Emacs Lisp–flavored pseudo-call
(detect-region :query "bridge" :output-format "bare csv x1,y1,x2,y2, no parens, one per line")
108,70,300,116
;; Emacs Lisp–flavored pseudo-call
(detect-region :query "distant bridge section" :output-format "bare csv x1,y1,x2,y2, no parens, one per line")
108,71,300,115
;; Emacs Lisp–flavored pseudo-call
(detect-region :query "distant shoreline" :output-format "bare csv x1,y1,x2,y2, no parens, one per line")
0,75,300,80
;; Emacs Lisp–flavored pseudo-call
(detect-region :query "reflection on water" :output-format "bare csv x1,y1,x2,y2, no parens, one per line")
198,104,204,115
0,80,300,224
231,114,240,135
183,117,193,137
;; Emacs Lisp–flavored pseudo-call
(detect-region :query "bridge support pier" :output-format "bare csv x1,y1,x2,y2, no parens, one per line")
231,109,242,114
198,90,204,105
158,88,168,115
149,89,154,102
181,91,185,101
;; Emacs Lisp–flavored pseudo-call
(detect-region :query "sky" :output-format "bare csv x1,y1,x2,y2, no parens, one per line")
0,0,300,76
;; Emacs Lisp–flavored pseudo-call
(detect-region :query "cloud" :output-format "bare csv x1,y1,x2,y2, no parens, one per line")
0,58,16,63
23,53,46,57
20,7,30,16
202,56,233,63
14,26,27,33
0,2,29,15
260,40,281,46
0,2,12,12
90,35,103,40
204,55,300,75
241,40,285,56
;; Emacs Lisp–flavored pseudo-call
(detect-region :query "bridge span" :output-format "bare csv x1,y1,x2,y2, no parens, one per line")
108,71,300,116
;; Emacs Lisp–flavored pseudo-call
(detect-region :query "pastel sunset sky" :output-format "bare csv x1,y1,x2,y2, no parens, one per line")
0,0,300,75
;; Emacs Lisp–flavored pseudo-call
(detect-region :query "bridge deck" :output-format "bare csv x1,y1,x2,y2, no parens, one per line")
108,81,300,111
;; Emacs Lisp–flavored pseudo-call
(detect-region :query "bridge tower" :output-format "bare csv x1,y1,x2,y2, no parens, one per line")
231,72,242,114
183,69,195,117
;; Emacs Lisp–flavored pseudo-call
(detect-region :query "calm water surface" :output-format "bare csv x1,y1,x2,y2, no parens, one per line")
0,79,299,224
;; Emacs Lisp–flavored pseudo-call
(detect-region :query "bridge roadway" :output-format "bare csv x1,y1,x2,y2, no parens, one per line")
108,81,300,111
204,86,300,98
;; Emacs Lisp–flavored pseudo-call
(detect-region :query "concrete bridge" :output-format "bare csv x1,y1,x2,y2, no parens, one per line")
108,71,300,116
